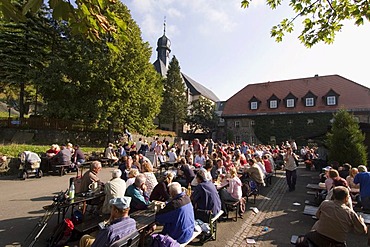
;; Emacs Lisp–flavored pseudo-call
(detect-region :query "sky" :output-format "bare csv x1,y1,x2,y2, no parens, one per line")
125,0,370,101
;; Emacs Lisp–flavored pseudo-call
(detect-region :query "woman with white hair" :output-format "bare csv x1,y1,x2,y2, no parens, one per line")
102,169,127,214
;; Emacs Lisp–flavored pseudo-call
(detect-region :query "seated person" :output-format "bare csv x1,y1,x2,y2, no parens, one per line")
219,167,244,217
51,144,71,168
296,186,367,247
102,169,127,214
210,158,226,181
191,162,212,186
142,161,158,196
72,144,85,167
339,163,351,179
150,172,174,202
167,148,178,162
126,168,139,188
46,144,60,158
125,174,151,212
177,158,195,187
119,156,139,181
104,143,119,166
191,168,221,216
354,165,370,211
155,182,195,244
346,167,360,194
80,161,103,192
244,159,266,186
80,197,137,247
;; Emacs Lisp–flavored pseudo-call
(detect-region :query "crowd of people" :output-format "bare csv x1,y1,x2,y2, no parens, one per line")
31,137,368,247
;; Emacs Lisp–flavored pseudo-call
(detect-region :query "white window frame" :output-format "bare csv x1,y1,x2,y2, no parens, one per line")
286,99,295,108
307,119,314,125
219,118,224,123
250,101,258,110
305,98,314,107
235,135,241,144
235,121,240,128
327,96,336,105
250,120,255,126
269,100,277,109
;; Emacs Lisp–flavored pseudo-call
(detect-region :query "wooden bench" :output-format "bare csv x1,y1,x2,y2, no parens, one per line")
225,200,240,222
179,227,202,247
51,164,70,176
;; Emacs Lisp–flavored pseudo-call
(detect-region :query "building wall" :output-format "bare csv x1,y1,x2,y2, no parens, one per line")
222,111,370,146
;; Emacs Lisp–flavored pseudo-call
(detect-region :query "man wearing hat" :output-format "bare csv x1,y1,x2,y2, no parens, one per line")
80,196,137,247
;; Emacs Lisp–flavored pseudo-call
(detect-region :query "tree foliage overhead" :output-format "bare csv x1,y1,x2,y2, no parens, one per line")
241,0,370,47
0,0,127,52
326,109,367,166
37,2,163,134
158,56,187,133
186,97,218,134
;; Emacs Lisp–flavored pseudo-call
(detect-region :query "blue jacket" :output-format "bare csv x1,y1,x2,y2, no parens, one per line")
155,193,194,244
192,180,221,216
354,172,370,198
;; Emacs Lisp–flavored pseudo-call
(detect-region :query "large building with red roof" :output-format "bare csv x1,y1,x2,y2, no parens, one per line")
220,75,370,145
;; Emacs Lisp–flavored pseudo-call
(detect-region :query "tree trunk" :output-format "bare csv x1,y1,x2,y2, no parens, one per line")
19,81,25,121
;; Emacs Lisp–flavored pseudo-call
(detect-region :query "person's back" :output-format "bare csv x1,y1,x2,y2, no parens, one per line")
102,170,127,214
155,182,194,244
296,186,367,247
193,180,221,215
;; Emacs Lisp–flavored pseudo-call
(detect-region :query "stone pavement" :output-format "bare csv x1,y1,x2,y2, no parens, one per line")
0,165,368,247
201,167,368,247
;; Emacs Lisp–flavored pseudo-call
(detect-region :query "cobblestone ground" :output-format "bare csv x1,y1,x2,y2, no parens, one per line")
225,172,287,247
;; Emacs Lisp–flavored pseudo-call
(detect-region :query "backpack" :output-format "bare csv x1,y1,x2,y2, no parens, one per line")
148,234,180,247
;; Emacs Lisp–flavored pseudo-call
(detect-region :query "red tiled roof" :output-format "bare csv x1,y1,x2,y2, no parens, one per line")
222,75,370,117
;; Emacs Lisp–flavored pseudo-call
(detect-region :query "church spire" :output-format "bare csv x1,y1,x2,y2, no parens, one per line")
156,17,171,68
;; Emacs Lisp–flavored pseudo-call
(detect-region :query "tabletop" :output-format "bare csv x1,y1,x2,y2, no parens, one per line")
306,183,325,191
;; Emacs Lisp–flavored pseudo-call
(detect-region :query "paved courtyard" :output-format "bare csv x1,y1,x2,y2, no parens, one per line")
0,166,367,247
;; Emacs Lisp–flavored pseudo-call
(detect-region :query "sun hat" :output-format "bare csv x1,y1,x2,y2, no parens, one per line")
110,197,131,210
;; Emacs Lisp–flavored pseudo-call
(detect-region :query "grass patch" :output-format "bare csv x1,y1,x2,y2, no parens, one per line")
0,144,104,158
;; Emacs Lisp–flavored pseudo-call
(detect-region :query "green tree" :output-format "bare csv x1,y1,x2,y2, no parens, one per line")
186,97,218,134
241,0,370,47
326,109,367,166
38,2,163,135
0,8,53,119
158,56,187,134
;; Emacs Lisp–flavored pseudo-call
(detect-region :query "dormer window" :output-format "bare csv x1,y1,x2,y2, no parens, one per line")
251,102,258,110
323,89,340,106
286,99,295,108
269,100,277,109
284,92,297,108
327,96,336,105
306,98,314,107
302,91,317,107
267,94,281,109
249,96,261,110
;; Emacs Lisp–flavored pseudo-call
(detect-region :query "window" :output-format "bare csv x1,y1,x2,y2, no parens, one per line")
288,119,293,125
251,102,258,110
251,136,256,144
235,136,241,144
250,120,255,126
219,118,224,123
327,96,336,105
286,99,295,108
270,119,275,125
235,121,240,128
270,136,276,142
305,98,314,107
269,100,277,109
307,119,314,125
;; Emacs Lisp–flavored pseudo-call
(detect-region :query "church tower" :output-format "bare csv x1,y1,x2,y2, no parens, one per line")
155,20,171,73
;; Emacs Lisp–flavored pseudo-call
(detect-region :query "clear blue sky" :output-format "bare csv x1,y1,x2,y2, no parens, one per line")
125,0,370,101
